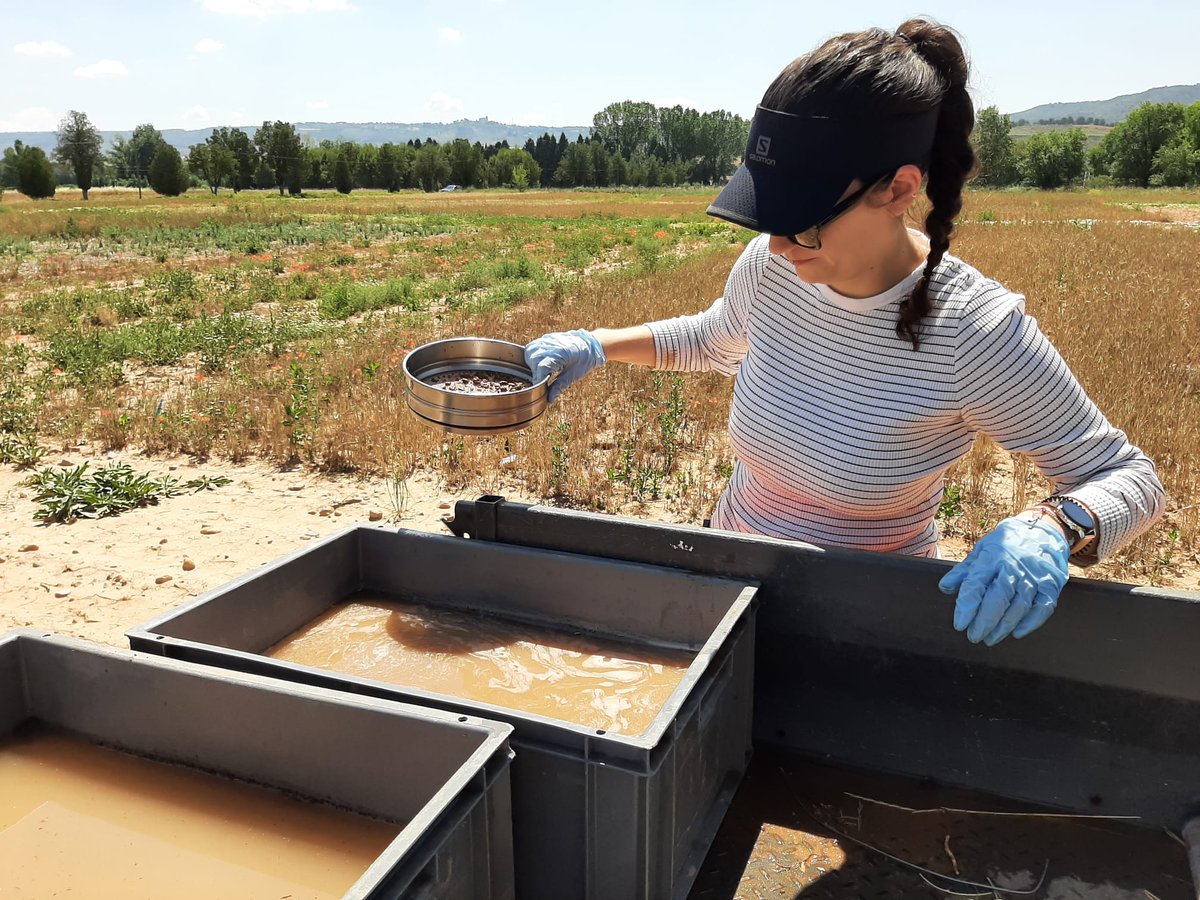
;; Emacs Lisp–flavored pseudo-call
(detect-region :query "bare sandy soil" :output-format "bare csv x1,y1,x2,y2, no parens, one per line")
3,446,1196,651
0,448,540,648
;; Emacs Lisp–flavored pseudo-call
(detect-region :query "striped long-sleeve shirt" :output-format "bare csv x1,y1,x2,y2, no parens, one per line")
646,233,1165,559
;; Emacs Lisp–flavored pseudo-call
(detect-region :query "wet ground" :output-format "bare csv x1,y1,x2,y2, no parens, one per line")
689,750,1193,900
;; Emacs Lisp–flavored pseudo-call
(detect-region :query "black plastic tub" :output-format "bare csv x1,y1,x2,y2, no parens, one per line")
444,496,1200,834
0,630,515,899
128,526,759,900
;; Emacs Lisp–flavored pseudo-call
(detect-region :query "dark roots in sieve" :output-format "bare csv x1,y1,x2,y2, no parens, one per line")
424,370,533,395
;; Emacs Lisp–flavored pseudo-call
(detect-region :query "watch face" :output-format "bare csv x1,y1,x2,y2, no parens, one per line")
1059,499,1096,532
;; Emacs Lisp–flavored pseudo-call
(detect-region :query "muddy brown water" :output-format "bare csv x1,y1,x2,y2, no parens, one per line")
0,724,399,899
265,592,694,735
424,370,532,394
688,749,1194,900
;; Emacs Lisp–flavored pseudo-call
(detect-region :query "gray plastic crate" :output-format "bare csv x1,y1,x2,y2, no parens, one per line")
0,629,515,900
128,526,758,900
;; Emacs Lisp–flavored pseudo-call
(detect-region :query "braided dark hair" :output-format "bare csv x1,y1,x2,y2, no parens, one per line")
762,19,977,350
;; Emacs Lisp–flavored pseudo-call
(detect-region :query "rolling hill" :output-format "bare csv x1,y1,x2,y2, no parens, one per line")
0,118,592,156
1007,84,1200,124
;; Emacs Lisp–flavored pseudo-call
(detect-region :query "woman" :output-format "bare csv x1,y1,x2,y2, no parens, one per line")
524,19,1164,646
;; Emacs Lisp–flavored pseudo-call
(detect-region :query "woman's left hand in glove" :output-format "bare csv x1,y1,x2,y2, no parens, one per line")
937,513,1070,646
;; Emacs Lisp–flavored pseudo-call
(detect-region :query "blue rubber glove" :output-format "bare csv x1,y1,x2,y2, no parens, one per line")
524,329,606,404
938,514,1070,646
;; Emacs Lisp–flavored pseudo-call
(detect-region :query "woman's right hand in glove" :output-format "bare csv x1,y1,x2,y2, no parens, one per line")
524,329,606,403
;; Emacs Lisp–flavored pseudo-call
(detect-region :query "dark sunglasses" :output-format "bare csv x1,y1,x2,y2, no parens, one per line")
778,170,897,250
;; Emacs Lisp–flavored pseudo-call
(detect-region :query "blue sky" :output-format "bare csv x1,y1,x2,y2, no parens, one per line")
4,0,1198,133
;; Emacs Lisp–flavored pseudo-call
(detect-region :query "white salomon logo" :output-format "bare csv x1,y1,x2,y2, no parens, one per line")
756,136,771,157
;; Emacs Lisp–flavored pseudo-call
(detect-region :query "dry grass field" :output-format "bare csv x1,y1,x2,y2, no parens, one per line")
1,185,1198,589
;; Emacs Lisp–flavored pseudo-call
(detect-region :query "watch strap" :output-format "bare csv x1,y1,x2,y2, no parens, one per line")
1040,497,1096,554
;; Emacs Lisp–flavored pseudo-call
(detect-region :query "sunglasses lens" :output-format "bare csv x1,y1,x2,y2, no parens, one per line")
793,228,820,248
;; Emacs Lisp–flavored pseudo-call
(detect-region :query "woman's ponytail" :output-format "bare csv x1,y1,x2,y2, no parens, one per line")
759,18,978,349
894,19,977,350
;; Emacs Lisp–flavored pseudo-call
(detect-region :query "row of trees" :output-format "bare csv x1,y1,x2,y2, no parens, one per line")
10,100,1196,198
1,102,750,200
974,101,1200,188
518,103,748,188
1014,116,1108,126
0,110,105,200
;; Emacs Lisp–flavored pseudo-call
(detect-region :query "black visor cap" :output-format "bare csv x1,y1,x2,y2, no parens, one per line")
708,105,939,236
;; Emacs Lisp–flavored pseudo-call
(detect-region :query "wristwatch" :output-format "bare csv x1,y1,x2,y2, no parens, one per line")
1041,496,1097,555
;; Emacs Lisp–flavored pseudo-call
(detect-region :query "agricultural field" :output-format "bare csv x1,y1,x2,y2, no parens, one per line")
1010,122,1113,149
1,185,1198,644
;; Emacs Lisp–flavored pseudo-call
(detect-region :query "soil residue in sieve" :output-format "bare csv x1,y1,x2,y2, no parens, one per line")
424,370,532,395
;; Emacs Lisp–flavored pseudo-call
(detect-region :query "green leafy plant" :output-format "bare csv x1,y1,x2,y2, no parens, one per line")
318,278,419,320
0,435,46,468
656,374,687,475
605,376,688,503
282,362,319,457
1154,528,1183,579
938,484,963,518
607,398,664,501
27,462,231,523
0,346,47,435
186,474,234,492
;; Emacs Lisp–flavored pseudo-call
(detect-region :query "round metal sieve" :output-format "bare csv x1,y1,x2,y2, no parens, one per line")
403,337,553,435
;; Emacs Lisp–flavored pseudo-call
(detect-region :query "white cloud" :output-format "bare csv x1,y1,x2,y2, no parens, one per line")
74,59,128,79
181,105,212,125
438,27,461,42
425,91,463,116
194,38,224,53
203,0,354,16
306,99,329,110
0,107,59,131
518,112,547,125
13,41,71,58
